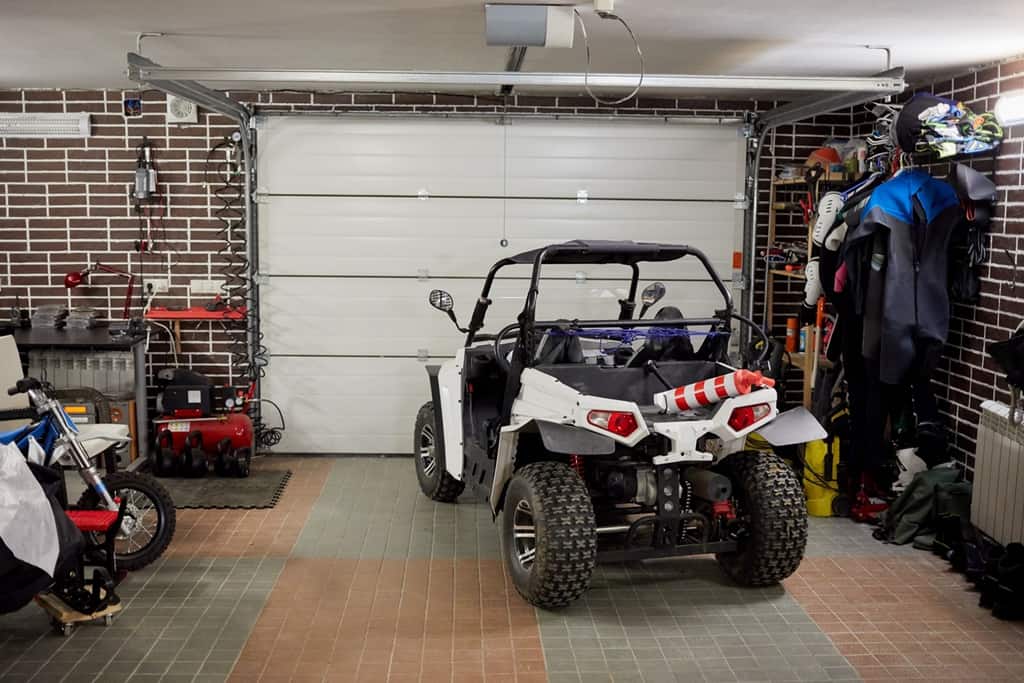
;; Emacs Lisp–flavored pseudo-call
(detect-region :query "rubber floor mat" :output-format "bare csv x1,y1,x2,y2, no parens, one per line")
157,469,292,509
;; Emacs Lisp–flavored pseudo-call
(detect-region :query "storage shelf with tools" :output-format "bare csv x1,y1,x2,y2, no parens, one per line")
769,268,806,281
771,170,849,186
763,163,848,408
788,351,834,370
145,306,247,348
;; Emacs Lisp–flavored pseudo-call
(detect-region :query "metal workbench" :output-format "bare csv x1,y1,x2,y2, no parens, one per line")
11,326,150,462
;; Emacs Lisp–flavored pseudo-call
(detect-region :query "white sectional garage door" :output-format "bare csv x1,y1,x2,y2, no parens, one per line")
256,116,745,454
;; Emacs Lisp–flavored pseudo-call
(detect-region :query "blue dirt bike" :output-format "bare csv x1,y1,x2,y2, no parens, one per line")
0,378,175,571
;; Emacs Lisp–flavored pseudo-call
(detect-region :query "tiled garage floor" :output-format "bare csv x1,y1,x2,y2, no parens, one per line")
1,456,1022,683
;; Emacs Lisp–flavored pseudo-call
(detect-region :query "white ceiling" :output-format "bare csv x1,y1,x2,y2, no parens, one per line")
2,0,1023,89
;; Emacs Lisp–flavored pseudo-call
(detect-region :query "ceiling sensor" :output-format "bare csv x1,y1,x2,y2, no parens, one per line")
166,94,198,124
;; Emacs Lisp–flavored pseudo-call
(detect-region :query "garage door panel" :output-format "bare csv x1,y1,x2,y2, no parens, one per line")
258,196,505,276
505,121,742,199
505,199,736,278
265,357,431,453
259,196,737,278
263,277,726,357
257,117,505,196
506,159,740,200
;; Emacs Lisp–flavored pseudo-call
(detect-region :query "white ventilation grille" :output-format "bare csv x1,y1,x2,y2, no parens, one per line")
973,401,1024,545
0,112,91,138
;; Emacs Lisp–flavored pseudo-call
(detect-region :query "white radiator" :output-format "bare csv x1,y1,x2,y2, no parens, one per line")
973,401,1024,545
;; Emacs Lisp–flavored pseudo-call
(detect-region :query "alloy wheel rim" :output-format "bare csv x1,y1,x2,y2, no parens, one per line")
512,499,537,571
419,423,437,478
114,488,159,556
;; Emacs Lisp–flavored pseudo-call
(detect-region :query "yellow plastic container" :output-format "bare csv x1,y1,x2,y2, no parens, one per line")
803,438,839,517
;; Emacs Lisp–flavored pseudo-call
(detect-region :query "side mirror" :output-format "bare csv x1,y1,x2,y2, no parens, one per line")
429,289,468,333
638,282,666,319
429,289,454,312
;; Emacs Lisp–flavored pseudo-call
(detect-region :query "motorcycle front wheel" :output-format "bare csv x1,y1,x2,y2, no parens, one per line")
76,470,177,571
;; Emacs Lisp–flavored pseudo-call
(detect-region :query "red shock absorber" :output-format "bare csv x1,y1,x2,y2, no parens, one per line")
569,454,584,478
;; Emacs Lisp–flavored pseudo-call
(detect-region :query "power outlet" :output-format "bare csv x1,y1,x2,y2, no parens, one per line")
190,279,224,294
146,278,169,294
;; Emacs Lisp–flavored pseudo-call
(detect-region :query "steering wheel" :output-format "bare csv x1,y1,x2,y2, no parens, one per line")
732,312,771,364
493,324,519,373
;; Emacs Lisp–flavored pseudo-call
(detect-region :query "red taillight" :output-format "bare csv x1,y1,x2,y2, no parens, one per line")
587,410,639,437
727,403,772,431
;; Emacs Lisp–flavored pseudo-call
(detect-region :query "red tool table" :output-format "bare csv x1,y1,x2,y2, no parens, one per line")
145,307,246,347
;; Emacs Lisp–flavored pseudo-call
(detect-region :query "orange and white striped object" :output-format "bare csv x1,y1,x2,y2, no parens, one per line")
653,370,775,414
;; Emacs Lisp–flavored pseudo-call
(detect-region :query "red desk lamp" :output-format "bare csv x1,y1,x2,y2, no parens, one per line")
64,263,136,319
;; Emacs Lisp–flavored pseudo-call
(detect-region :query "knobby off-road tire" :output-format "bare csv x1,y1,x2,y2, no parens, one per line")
77,471,177,572
501,462,597,609
413,402,465,502
715,451,807,586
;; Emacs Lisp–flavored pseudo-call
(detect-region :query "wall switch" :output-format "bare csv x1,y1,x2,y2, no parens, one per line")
190,279,224,294
146,278,169,294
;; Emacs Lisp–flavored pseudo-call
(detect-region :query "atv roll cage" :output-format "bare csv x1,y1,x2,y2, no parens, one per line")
463,240,737,354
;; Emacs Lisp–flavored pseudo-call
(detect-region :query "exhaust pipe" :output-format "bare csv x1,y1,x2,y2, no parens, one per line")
684,468,732,502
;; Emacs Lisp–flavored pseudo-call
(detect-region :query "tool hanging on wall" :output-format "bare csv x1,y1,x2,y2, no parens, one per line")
132,136,158,205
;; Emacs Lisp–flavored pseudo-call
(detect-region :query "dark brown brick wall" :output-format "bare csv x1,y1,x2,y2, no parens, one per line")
0,89,761,390
906,59,1024,468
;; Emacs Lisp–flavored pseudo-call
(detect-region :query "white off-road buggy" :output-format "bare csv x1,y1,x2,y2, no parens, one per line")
415,240,823,608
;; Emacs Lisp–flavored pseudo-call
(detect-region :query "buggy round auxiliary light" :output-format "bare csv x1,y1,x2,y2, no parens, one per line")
587,409,638,437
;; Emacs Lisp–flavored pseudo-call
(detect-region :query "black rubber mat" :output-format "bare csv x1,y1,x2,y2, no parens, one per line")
157,469,292,509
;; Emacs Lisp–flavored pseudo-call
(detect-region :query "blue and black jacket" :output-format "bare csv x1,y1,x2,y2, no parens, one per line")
842,169,961,384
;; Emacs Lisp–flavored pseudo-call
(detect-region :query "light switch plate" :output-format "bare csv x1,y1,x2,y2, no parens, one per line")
190,279,224,294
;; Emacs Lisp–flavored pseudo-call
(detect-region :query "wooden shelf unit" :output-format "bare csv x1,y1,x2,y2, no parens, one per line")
763,166,849,408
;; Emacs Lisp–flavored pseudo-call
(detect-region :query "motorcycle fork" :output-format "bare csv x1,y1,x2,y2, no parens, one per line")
34,390,118,510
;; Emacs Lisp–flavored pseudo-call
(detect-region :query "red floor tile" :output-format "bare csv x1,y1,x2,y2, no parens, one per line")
231,557,546,682
165,457,331,559
787,554,1024,681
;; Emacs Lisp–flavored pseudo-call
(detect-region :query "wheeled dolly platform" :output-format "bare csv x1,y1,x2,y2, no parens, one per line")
35,591,122,637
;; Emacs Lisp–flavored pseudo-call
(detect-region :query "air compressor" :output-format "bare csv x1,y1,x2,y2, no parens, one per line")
152,368,253,478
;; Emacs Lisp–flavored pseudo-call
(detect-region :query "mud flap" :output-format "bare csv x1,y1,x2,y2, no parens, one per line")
426,366,447,464
755,407,826,447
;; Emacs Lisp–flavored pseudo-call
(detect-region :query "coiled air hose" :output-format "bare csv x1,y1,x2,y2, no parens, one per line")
205,136,282,449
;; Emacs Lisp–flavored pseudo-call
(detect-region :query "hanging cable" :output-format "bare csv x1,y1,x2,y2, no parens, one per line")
573,8,644,106
204,135,277,449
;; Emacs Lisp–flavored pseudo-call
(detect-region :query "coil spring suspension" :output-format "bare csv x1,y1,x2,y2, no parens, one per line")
206,137,281,449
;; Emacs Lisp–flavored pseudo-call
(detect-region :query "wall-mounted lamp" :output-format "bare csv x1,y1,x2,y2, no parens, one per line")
64,263,136,319
995,90,1024,127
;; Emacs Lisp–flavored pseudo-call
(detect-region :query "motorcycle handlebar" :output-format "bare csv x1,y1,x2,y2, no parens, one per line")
7,378,42,396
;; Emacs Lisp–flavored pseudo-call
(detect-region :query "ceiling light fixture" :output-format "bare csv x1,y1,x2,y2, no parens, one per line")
994,90,1024,127
0,113,91,138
